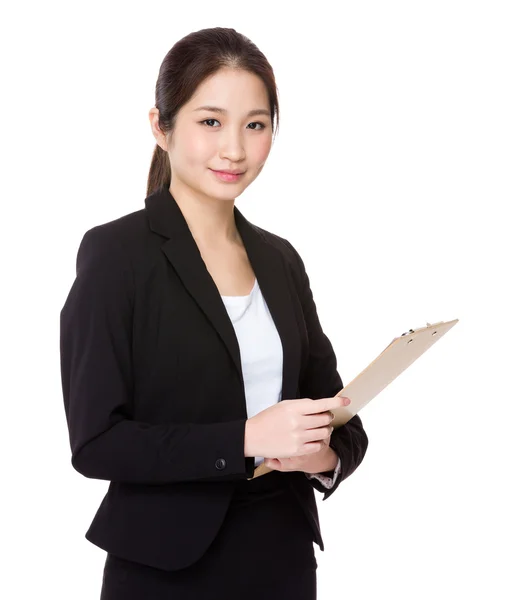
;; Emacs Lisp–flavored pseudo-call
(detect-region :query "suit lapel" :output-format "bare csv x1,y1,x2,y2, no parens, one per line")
145,183,301,402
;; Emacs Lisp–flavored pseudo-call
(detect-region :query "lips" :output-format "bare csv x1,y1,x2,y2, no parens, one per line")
210,169,245,182
213,169,244,175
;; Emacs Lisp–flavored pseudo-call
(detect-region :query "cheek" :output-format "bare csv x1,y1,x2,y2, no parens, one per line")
183,136,214,166
251,137,272,166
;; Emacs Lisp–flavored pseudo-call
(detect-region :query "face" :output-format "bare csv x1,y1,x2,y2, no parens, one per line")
149,67,273,203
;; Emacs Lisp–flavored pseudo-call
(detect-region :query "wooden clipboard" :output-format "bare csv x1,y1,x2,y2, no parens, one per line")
249,318,459,480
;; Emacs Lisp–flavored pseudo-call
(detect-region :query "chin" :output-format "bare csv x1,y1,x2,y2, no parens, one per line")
211,181,247,197
195,185,234,202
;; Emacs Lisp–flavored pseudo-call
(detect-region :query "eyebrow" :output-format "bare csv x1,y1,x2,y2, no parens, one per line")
193,105,270,118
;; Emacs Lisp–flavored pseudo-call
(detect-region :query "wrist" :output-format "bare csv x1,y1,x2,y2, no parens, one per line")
244,419,255,457
323,445,339,472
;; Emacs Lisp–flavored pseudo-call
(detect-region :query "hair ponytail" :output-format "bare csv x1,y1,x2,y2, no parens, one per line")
147,143,171,197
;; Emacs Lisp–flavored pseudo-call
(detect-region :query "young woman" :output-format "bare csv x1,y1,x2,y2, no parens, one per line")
60,27,368,599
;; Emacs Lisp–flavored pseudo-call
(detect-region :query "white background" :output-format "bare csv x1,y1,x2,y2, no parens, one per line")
2,1,505,598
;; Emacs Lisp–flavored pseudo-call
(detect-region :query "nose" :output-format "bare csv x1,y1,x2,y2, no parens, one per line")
218,129,246,163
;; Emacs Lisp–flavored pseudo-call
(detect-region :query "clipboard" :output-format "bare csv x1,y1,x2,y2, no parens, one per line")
248,318,459,480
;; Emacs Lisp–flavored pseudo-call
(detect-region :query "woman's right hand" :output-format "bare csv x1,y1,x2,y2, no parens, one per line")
244,396,351,459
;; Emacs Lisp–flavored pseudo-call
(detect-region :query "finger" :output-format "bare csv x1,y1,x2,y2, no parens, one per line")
304,396,351,414
302,425,333,445
305,411,335,429
335,396,351,407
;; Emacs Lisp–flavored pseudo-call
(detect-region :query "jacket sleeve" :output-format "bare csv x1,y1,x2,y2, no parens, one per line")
305,455,341,487
60,227,255,484
284,239,369,501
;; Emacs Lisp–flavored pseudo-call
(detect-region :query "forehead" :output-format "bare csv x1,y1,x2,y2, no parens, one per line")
185,68,270,111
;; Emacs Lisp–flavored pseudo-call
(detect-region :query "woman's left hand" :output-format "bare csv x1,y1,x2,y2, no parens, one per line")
263,436,336,474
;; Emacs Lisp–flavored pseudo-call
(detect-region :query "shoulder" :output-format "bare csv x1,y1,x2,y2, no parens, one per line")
75,207,151,272
249,223,306,283
79,208,147,251
247,221,303,264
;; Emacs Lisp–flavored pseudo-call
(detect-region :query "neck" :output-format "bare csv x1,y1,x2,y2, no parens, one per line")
169,180,240,247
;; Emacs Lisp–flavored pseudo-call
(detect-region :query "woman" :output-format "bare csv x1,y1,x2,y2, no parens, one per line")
60,27,368,599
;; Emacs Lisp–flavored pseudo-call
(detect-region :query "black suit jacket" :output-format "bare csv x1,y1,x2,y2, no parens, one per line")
60,183,368,571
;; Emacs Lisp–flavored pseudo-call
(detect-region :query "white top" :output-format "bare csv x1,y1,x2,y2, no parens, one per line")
220,278,341,490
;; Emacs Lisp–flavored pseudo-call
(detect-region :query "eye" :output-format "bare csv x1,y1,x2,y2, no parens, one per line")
200,118,221,127
199,119,266,130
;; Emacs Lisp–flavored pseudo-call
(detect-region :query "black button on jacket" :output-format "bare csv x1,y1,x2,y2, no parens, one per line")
59,183,368,572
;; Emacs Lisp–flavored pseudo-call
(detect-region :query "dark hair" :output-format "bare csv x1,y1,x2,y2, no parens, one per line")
147,27,280,197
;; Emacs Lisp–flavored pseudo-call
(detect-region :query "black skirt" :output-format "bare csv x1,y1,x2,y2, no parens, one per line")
100,470,318,599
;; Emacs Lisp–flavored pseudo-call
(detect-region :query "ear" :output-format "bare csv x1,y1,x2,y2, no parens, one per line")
148,107,168,151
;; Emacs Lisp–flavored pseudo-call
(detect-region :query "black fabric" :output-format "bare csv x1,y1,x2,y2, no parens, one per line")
60,183,369,573
100,471,317,600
